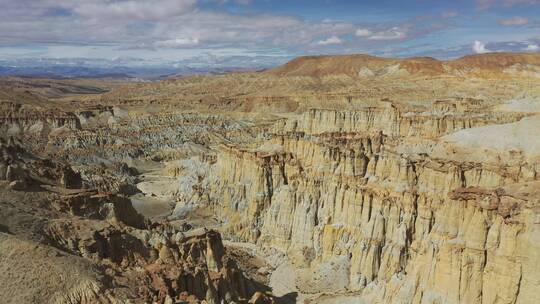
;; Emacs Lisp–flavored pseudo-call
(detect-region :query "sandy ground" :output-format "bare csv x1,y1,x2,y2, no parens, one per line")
130,193,172,218
309,294,366,304
128,160,178,218
0,233,105,304
271,260,303,303
223,240,366,304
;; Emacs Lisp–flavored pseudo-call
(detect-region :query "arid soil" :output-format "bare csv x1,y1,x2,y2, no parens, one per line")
1,53,540,303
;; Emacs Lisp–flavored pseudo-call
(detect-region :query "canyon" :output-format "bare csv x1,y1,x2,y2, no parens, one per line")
1,53,540,303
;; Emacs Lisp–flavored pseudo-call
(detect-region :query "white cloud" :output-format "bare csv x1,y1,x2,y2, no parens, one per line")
317,36,343,45
73,0,197,21
0,1,350,51
499,16,529,26
524,44,539,51
355,28,372,37
473,40,490,53
368,27,406,40
355,27,407,41
0,0,448,54
155,37,200,48
0,0,485,66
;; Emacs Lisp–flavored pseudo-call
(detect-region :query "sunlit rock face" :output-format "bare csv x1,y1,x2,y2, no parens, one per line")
206,101,540,303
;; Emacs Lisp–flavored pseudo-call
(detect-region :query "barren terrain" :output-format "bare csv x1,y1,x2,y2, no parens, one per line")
1,53,540,303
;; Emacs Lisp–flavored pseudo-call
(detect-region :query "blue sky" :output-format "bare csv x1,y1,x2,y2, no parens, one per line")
0,0,538,69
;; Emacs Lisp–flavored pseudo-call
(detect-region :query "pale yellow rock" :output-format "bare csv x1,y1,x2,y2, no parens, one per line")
205,105,540,303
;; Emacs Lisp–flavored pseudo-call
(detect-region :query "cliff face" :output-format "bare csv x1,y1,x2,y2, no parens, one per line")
0,101,81,132
206,103,540,303
272,106,526,138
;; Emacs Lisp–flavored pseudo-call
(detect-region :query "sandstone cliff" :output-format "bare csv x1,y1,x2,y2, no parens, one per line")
203,101,540,303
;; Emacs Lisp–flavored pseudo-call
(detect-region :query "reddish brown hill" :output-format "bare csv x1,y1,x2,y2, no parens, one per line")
399,57,445,75
266,53,540,78
448,52,540,70
267,54,391,77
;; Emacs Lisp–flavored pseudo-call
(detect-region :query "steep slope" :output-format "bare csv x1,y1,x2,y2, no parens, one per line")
204,104,540,303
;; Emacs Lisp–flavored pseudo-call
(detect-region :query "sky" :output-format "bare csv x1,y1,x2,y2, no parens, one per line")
0,0,539,70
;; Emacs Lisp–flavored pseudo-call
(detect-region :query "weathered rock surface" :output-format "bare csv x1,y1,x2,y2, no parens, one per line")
0,139,273,304
203,101,540,303
2,53,540,303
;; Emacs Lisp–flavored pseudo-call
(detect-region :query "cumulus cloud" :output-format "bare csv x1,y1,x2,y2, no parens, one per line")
317,36,343,45
499,16,529,26
473,40,490,53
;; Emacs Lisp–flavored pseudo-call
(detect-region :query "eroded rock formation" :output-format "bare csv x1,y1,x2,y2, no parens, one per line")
0,139,274,304
204,101,540,303
2,53,540,303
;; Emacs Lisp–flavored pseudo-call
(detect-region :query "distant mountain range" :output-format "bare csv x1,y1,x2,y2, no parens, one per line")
0,65,262,79
0,55,289,79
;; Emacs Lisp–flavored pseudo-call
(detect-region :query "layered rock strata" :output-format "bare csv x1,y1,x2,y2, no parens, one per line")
206,105,540,303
